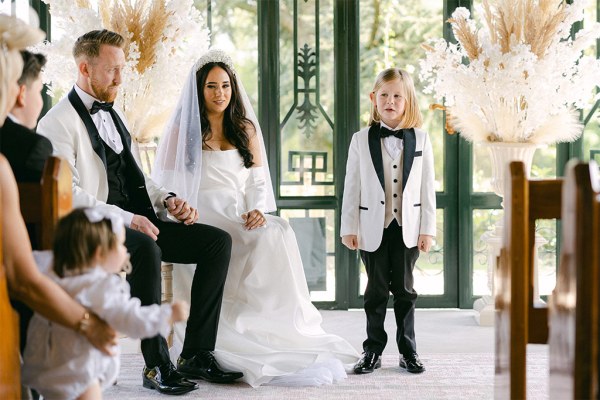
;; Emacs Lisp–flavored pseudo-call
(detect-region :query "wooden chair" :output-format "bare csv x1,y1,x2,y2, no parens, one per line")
0,188,21,399
495,161,563,399
17,156,73,250
548,161,600,399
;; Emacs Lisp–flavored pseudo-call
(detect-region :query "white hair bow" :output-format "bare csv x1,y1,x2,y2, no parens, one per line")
83,208,125,236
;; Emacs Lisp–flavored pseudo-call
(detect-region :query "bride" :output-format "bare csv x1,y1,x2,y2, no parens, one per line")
152,49,359,387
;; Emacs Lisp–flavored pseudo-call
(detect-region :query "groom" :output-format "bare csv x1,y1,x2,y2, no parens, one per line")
37,29,243,395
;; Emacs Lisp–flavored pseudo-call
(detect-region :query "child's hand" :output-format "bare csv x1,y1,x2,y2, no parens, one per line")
342,235,358,250
418,234,434,253
171,301,190,322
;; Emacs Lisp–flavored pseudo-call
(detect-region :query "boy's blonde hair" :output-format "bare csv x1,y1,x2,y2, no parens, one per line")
53,208,119,278
368,67,423,129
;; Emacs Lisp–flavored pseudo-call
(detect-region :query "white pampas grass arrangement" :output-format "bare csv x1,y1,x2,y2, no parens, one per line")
35,0,209,143
420,0,600,144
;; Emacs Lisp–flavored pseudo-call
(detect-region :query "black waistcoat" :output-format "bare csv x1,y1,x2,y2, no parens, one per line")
102,140,130,208
67,88,156,219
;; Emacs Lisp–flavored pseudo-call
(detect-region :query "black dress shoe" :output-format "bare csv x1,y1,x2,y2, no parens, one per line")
177,351,244,383
399,353,425,373
353,351,381,374
143,363,199,395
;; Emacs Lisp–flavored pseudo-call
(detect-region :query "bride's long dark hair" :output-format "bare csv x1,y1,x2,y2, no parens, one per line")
196,62,255,168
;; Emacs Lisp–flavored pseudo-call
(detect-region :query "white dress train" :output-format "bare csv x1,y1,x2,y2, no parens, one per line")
171,149,359,387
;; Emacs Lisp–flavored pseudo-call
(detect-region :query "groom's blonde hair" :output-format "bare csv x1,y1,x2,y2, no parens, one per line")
73,29,125,61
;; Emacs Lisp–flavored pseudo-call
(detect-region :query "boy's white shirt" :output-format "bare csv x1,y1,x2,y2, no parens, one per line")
380,120,403,159
340,125,436,251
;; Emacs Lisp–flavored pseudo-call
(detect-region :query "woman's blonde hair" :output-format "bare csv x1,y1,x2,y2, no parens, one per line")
368,67,423,128
0,14,44,123
53,208,119,278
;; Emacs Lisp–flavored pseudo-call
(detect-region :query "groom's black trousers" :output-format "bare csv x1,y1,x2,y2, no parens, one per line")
360,220,420,357
125,217,231,368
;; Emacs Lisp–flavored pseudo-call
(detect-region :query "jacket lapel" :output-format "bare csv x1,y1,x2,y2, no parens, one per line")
107,110,146,184
402,128,416,191
368,124,385,191
108,110,132,150
67,88,107,169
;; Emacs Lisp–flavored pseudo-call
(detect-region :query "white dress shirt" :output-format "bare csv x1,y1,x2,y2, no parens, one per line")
74,85,124,154
380,120,404,160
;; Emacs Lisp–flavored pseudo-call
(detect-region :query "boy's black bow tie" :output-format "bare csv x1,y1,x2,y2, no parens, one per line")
380,126,404,139
90,101,114,115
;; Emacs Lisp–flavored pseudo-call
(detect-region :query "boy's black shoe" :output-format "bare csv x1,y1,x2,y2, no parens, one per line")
353,351,381,374
399,353,425,373
177,351,243,383
142,362,199,395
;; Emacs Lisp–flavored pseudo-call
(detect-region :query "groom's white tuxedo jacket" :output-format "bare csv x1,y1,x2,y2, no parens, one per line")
340,124,436,251
37,88,170,225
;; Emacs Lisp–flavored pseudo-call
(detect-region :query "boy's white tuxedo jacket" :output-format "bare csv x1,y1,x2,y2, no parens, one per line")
37,89,170,225
340,124,436,251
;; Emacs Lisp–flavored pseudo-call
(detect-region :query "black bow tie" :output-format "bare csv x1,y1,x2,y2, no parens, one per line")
90,101,114,115
380,126,404,140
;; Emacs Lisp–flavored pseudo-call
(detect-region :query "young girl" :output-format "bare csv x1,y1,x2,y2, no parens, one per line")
22,208,191,399
341,68,436,374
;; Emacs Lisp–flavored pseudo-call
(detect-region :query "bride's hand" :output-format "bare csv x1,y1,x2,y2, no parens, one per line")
166,197,199,225
242,209,266,230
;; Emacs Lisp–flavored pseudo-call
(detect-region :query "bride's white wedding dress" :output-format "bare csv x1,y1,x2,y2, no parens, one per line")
171,149,359,387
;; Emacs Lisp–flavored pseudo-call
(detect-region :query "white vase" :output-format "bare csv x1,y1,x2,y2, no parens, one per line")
479,141,543,198
474,141,544,325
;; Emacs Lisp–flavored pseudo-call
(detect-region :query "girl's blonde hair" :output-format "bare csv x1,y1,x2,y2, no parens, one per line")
0,14,44,123
53,208,119,278
368,67,423,128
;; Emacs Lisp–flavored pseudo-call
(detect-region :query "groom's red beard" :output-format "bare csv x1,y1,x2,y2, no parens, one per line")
90,81,119,103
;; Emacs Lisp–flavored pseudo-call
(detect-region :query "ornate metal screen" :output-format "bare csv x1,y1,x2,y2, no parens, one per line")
279,0,335,197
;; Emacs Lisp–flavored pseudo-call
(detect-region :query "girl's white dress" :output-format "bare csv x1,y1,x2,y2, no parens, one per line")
172,150,359,387
22,265,173,400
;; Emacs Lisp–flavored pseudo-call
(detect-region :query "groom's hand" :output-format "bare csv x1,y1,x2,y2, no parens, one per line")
166,197,199,225
131,215,160,240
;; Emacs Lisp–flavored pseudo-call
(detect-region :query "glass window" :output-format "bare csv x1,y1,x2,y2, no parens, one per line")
279,0,335,197
472,209,502,296
582,1,600,161
202,2,259,111
280,208,337,302
0,2,35,20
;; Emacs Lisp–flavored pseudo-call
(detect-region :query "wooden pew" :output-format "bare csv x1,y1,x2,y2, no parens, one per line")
17,156,72,250
548,161,600,399
0,188,20,399
495,161,563,399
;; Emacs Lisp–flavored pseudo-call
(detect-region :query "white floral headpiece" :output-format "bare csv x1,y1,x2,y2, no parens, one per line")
193,48,235,73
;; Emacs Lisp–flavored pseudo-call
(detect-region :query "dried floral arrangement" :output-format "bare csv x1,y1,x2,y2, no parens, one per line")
420,0,600,144
37,0,209,142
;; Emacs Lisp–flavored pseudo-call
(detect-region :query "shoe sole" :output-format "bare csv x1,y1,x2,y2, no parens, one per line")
178,370,244,384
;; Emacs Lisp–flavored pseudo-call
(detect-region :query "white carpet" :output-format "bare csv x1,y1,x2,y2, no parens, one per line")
104,351,548,400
